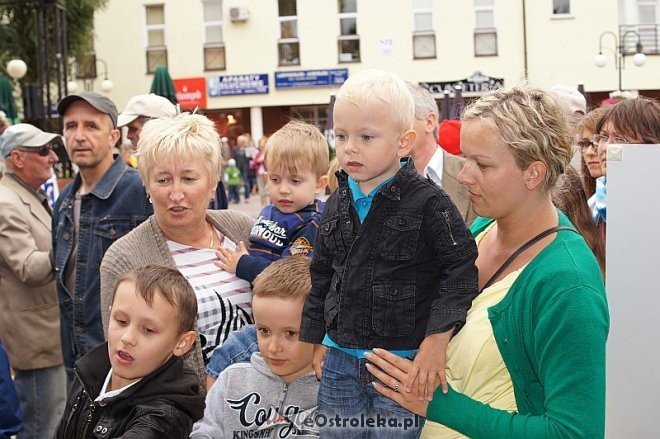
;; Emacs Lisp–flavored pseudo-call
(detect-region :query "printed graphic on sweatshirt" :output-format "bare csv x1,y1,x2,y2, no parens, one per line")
251,217,287,248
289,237,312,256
227,392,318,438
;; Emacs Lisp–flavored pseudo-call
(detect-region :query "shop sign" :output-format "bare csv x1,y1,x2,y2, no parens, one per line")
173,77,207,109
420,71,504,94
274,68,348,89
208,74,269,97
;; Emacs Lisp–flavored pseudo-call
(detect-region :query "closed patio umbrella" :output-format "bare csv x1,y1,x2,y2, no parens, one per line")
451,85,463,120
149,67,178,105
442,90,451,121
0,76,18,122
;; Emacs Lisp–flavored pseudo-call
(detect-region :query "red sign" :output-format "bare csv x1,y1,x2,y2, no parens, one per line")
173,77,207,110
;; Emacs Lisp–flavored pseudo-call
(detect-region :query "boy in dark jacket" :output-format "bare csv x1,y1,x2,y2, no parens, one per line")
299,70,478,438
56,265,205,438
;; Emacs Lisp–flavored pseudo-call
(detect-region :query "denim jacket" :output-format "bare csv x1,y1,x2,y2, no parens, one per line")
300,159,478,350
53,158,152,371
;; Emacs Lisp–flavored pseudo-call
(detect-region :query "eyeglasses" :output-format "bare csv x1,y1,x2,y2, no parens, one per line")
576,139,596,152
17,144,55,157
592,134,630,145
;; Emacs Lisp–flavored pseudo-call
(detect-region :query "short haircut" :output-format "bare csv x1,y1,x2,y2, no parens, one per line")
577,106,611,136
463,86,573,192
137,113,222,187
115,265,198,335
265,120,329,178
407,82,439,138
336,69,414,133
252,256,311,301
603,97,660,144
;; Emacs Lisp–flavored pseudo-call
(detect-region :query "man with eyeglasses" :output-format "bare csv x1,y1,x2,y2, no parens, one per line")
0,123,67,437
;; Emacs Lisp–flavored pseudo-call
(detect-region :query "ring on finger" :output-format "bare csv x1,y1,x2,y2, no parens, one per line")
393,382,400,392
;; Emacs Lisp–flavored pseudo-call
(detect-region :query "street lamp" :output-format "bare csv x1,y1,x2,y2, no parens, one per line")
594,30,646,92
6,59,28,80
67,52,113,94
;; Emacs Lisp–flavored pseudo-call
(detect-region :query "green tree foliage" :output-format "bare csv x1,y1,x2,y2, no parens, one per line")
0,0,108,83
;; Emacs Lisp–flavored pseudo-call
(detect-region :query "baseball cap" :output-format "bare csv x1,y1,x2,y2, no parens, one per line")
57,92,119,128
0,123,60,157
117,94,177,127
549,84,587,115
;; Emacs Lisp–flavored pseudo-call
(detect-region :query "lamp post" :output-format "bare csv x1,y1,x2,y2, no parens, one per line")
67,52,113,94
594,30,646,92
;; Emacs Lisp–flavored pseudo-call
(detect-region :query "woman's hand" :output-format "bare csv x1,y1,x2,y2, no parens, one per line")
312,344,326,380
365,348,430,417
215,241,248,274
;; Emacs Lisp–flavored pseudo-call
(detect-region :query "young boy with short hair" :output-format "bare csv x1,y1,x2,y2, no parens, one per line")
217,120,328,283
300,70,479,438
191,256,319,438
56,265,205,438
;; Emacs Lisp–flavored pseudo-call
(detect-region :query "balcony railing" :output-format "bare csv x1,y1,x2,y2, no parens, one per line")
620,24,659,55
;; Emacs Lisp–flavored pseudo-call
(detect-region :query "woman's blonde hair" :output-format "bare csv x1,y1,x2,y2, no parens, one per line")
335,69,414,133
463,86,573,191
137,113,222,186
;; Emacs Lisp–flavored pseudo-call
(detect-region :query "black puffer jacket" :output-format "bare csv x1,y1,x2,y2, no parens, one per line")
56,343,205,438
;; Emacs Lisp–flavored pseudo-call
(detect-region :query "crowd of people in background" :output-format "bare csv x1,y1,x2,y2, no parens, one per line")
0,69,658,438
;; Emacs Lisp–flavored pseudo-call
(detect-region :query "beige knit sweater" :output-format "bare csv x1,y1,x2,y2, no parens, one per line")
100,210,254,393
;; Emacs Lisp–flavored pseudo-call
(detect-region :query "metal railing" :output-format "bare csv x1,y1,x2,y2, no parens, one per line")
620,24,659,55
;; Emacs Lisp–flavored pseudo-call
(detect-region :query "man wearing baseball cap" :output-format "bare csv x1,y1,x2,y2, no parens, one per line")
118,93,177,147
53,92,152,378
0,124,66,436
118,93,228,209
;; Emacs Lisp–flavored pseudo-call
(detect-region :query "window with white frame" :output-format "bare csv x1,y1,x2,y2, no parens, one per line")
338,0,359,63
278,0,300,66
203,0,225,70
290,105,328,132
145,4,167,73
551,0,572,15
637,0,658,24
412,0,436,59
474,0,497,56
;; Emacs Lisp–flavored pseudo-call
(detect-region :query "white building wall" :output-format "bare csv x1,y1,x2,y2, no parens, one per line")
89,0,659,112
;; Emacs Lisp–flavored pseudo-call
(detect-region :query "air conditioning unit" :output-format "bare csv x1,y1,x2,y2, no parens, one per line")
229,7,249,22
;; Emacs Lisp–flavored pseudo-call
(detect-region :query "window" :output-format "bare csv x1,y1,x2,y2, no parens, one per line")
338,0,359,62
412,0,435,59
551,0,572,15
290,105,328,132
278,0,300,66
473,0,497,56
203,0,226,70
145,4,167,73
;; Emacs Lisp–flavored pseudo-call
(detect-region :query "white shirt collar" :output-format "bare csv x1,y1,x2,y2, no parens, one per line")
94,368,142,403
422,146,444,187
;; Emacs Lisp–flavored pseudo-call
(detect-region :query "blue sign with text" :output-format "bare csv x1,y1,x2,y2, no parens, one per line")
274,68,348,89
208,74,269,97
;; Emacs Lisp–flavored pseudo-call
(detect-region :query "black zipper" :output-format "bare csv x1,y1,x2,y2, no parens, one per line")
442,211,458,246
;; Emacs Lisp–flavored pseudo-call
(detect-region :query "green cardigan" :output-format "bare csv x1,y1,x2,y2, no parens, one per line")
426,212,609,438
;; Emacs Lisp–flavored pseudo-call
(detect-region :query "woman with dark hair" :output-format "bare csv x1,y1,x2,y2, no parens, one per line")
575,106,610,198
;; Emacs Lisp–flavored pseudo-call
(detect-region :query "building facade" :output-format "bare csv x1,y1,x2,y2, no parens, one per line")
86,0,659,140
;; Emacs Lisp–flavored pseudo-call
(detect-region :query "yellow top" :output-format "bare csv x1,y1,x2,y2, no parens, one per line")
421,223,520,439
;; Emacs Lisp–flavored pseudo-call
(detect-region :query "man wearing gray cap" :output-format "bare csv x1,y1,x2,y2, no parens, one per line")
53,92,152,377
0,124,66,437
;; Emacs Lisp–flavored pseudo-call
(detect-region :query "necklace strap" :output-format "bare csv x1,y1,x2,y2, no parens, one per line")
481,225,577,292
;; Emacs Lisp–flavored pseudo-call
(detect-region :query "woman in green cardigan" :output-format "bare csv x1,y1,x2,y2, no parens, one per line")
365,86,609,438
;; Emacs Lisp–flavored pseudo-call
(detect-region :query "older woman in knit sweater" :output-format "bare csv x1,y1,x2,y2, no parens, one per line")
100,113,254,391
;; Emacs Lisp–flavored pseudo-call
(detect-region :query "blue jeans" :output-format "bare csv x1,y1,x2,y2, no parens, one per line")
317,348,423,438
14,365,66,439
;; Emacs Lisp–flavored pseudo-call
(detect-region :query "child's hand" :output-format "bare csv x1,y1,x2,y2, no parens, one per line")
404,330,452,401
312,344,327,380
215,241,248,274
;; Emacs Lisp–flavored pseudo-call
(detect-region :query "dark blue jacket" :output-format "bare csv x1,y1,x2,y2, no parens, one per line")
300,159,478,350
236,201,324,283
0,344,21,438
52,158,152,372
